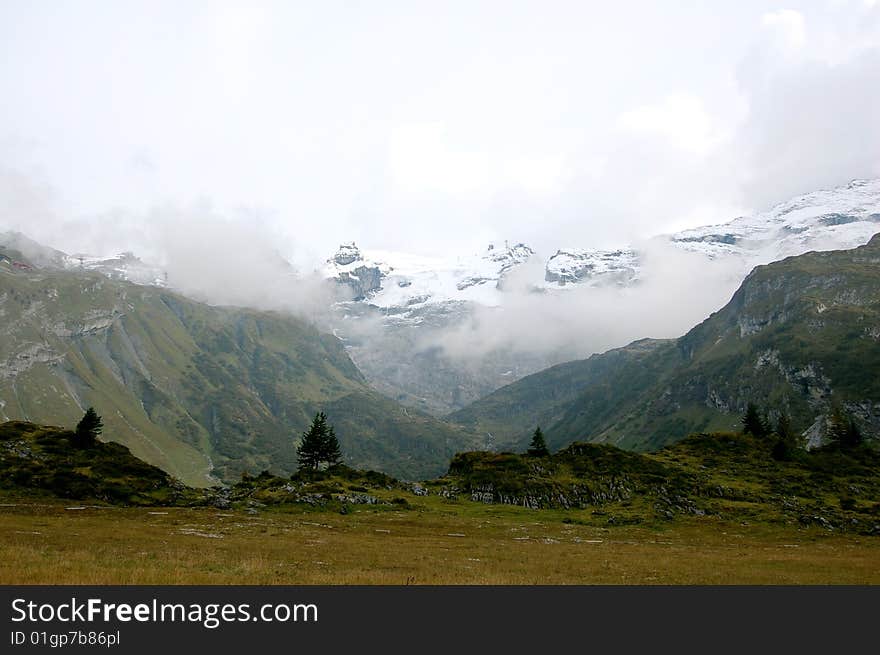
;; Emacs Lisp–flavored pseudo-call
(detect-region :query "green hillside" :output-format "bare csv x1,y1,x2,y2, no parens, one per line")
7,417,877,536
0,259,474,484
449,338,673,449
4,420,879,585
450,234,880,451
0,420,192,504
436,431,880,532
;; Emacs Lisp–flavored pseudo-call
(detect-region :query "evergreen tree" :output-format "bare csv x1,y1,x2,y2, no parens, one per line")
842,419,864,449
771,412,799,461
741,403,769,438
297,412,345,471
322,425,343,467
526,426,550,457
72,407,103,448
297,412,327,471
826,406,863,449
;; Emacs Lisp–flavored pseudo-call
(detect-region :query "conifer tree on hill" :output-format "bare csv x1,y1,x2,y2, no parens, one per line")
296,412,344,471
826,405,864,449
297,412,327,471
526,426,550,457
322,425,343,467
72,407,103,448
771,411,801,461
741,403,769,438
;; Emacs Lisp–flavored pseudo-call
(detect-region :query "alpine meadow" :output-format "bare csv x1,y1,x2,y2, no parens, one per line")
2,2,880,586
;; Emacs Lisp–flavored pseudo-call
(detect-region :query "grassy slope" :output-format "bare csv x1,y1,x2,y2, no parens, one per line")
0,421,192,505
438,433,880,533
449,235,880,451
447,339,672,449
3,503,878,584
1,420,878,583
5,417,876,532
0,265,475,484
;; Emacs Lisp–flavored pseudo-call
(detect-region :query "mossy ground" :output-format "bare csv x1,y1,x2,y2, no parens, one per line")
0,422,195,505
1,499,878,584
1,421,878,584
438,433,880,532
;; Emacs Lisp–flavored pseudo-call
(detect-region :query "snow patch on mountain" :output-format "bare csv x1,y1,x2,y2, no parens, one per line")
324,241,535,309
670,178,880,261
324,180,880,306
545,248,640,287
1,231,166,287
542,178,880,290
63,252,167,287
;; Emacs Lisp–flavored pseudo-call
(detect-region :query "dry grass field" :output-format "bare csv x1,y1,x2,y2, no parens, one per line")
2,499,878,585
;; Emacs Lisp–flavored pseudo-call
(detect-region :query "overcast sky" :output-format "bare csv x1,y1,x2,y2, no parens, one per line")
1,0,879,266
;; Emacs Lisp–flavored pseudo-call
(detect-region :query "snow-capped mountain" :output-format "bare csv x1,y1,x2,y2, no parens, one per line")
0,231,166,287
542,178,880,288
320,178,880,418
670,178,880,260
544,247,640,286
325,179,880,304
5,178,878,417
62,252,167,287
324,241,536,310
322,241,545,415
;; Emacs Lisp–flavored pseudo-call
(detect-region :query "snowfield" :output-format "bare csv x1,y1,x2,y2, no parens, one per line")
323,241,535,310
323,178,880,313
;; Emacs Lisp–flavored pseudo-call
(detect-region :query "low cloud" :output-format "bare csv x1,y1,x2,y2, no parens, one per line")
430,241,748,363
737,48,880,208
0,166,334,320
150,209,332,318
2,3,879,372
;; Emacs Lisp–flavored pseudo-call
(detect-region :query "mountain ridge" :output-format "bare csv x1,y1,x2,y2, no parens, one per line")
450,233,880,452
0,259,475,484
6,178,879,419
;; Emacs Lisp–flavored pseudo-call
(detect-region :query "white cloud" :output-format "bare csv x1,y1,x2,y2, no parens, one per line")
616,93,726,155
209,4,268,97
0,1,878,261
435,240,748,362
501,155,570,197
736,8,880,207
389,122,492,195
761,9,807,52
2,2,879,372
388,122,569,199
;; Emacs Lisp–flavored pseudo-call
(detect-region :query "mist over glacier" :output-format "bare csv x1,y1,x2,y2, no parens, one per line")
431,241,746,363
3,171,880,394
2,1,880,409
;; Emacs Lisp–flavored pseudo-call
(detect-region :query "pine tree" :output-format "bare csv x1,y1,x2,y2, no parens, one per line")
322,425,343,468
526,426,550,457
842,419,863,449
741,403,769,438
72,407,103,448
297,412,345,471
826,405,863,449
771,412,799,461
297,412,327,471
